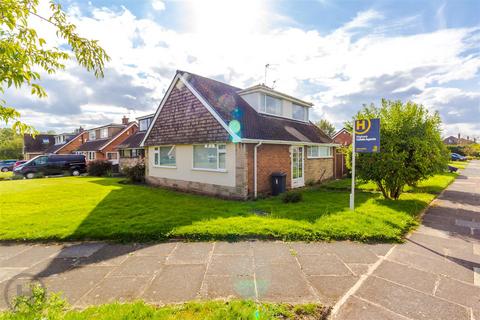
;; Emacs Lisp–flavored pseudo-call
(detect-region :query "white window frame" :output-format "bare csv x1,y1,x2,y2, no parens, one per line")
292,104,308,122
153,146,176,168
100,128,108,139
259,93,283,116
89,131,96,140
307,146,332,159
87,151,95,161
192,143,227,172
106,152,118,160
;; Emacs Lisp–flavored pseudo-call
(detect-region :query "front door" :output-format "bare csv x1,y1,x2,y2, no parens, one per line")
291,146,304,188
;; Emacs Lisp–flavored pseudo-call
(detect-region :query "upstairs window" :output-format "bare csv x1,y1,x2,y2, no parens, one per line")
292,104,308,121
307,146,332,158
193,144,226,171
259,94,282,116
100,128,108,138
139,118,152,132
89,131,96,140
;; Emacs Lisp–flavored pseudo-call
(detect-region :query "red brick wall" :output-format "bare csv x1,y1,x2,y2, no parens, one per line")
334,130,352,146
246,144,291,196
57,132,89,154
144,80,230,146
103,125,138,154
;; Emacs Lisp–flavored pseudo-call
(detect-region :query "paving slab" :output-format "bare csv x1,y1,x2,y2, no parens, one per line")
142,264,205,303
289,242,330,255
0,267,27,283
202,275,255,299
0,244,30,261
297,253,353,276
252,242,296,265
334,295,408,320
435,275,480,310
0,245,62,268
109,255,164,277
373,260,438,295
76,244,137,267
255,262,316,303
57,243,105,258
356,276,469,320
166,242,213,265
325,242,379,264
134,242,177,256
308,275,358,306
206,254,253,276
214,242,252,255
77,276,152,306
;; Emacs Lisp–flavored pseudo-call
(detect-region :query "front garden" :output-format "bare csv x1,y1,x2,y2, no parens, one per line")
0,170,457,242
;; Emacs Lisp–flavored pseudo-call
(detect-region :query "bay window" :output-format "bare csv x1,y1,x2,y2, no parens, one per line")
154,146,176,167
193,144,226,171
307,146,332,158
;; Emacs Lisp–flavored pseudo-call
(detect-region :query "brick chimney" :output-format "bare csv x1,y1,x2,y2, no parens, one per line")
122,116,129,125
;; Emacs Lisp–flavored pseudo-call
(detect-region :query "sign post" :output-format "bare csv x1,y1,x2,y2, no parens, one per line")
350,118,381,211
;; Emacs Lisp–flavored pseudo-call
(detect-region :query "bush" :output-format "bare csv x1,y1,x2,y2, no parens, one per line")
281,191,303,203
123,162,145,183
87,160,112,177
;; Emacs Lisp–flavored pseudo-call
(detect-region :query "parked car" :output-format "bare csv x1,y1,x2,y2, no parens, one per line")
13,154,87,179
13,160,27,169
0,159,17,172
451,153,467,161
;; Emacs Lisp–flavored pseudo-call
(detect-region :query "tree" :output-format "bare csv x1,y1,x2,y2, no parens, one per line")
348,99,449,200
315,119,336,137
0,0,110,133
0,128,23,159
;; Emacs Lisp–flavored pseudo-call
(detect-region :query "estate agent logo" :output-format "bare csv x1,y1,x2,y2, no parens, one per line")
355,118,380,153
3,273,45,310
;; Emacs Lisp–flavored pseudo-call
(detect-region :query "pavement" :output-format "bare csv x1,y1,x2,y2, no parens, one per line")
0,160,478,320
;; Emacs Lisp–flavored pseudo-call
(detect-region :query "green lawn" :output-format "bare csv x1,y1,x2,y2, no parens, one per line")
0,172,457,242
0,171,13,180
0,299,327,320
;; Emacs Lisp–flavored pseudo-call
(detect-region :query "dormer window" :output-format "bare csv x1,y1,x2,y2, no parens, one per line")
89,130,96,140
139,118,152,132
260,94,282,116
100,128,108,138
292,104,308,121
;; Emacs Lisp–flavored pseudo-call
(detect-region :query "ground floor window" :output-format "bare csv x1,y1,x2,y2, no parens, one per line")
119,149,144,158
307,146,331,158
154,146,176,167
87,151,95,161
107,152,118,160
193,144,226,170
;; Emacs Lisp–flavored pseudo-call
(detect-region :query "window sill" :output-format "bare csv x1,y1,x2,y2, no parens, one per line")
153,165,177,169
307,156,333,159
192,168,227,173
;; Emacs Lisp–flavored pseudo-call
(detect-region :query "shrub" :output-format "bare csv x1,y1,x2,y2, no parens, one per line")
123,162,145,183
87,160,112,177
281,191,303,203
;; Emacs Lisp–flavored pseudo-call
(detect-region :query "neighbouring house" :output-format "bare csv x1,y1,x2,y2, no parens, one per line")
332,128,352,178
332,128,352,146
75,117,138,165
116,114,154,171
23,134,56,160
141,70,337,199
44,128,89,155
443,134,475,145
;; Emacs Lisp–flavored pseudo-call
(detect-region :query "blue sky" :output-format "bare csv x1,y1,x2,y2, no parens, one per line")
6,0,480,138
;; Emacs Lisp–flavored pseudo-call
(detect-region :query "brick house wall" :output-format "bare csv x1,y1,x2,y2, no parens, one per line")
304,152,334,184
102,125,138,158
144,80,230,146
246,144,291,196
57,132,89,155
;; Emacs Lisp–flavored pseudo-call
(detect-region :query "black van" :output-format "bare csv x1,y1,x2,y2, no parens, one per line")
14,154,87,179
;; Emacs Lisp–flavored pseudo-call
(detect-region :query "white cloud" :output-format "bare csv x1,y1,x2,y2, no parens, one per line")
151,0,165,11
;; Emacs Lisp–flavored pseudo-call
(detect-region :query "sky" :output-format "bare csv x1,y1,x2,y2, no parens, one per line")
4,0,480,139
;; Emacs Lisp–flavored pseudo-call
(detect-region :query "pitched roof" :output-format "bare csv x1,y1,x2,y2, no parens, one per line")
180,71,333,144
116,132,146,149
23,134,56,153
76,139,110,152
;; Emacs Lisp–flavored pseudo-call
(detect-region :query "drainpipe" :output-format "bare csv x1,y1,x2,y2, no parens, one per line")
254,142,262,199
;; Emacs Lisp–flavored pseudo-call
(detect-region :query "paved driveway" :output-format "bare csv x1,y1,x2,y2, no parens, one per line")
0,161,479,320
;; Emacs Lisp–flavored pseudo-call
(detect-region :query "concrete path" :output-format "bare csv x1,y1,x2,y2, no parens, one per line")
333,160,480,320
0,161,478,320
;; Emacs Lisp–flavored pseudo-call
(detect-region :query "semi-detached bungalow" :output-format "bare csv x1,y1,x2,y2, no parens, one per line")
141,70,337,199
